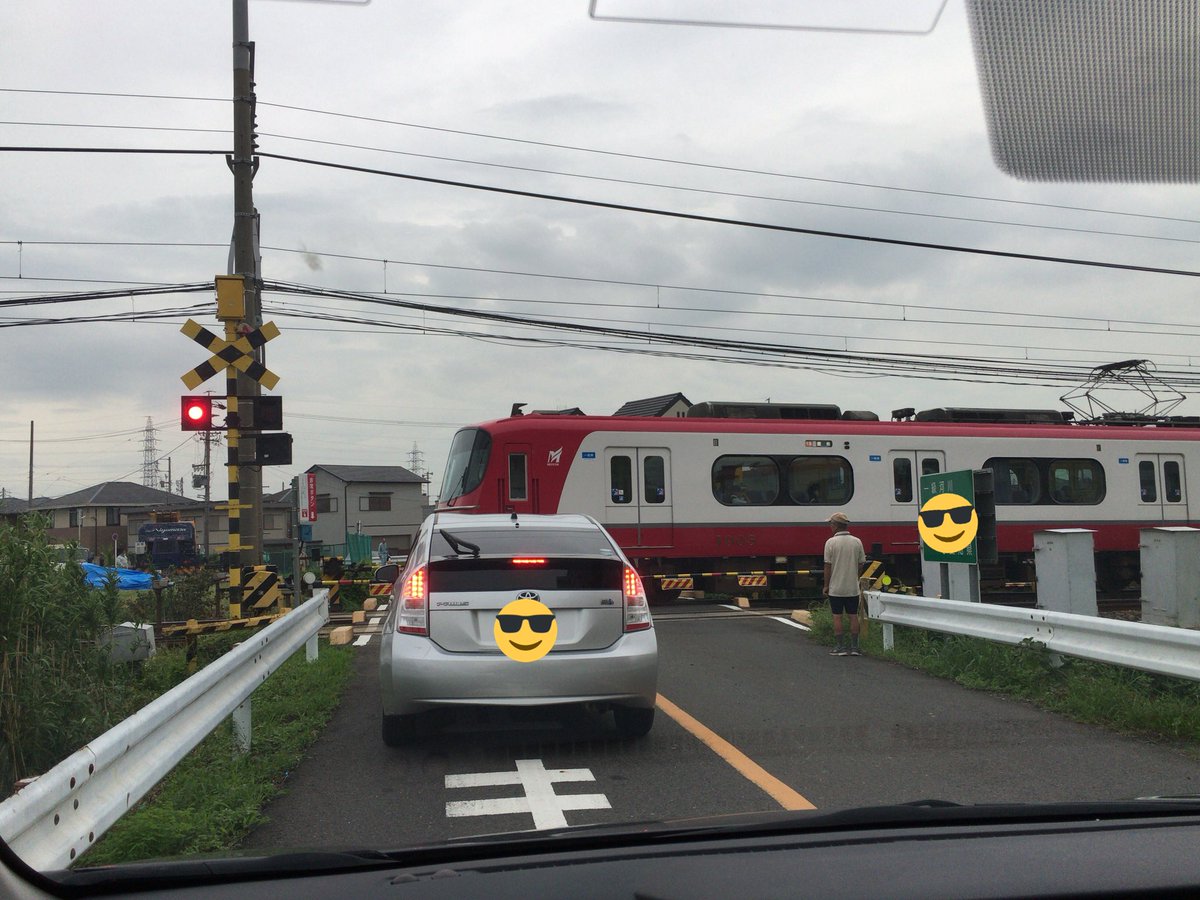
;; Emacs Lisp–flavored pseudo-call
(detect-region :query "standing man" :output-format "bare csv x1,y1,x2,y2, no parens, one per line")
823,512,866,657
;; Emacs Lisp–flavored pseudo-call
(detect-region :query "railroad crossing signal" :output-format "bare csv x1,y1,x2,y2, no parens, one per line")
180,395,217,431
179,318,281,390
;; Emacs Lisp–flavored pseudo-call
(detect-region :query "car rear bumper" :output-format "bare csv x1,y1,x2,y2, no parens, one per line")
379,628,658,716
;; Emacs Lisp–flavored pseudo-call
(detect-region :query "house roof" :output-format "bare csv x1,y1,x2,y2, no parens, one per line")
612,393,692,417
0,497,34,515
36,482,191,510
308,465,427,484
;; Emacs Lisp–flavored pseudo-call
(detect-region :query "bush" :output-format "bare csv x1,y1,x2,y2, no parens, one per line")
0,516,147,792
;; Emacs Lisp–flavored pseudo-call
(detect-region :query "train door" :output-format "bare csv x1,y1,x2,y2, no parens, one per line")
1135,453,1188,520
604,447,673,548
888,450,945,505
502,443,536,513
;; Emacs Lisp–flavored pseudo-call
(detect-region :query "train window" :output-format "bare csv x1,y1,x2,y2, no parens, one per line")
892,457,914,503
1049,459,1105,505
788,456,853,505
1164,461,1183,503
921,457,940,476
1139,461,1157,503
644,455,666,504
984,458,1040,504
712,456,779,506
610,455,633,504
508,454,527,502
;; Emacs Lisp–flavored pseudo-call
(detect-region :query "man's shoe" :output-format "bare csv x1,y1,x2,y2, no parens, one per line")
849,648,863,656
830,646,848,656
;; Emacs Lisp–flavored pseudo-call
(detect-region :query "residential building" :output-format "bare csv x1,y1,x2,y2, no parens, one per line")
613,393,693,417
305,465,429,556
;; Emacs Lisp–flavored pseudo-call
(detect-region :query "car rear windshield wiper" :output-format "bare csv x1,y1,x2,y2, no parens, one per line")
439,529,480,557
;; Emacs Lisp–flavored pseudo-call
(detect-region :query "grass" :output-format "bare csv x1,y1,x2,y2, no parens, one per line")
809,604,1200,749
79,640,354,865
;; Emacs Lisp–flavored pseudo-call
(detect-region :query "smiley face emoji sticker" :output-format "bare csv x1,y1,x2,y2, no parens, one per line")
917,492,978,555
494,593,558,662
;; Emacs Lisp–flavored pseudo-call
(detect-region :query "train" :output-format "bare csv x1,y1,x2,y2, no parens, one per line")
435,402,1200,600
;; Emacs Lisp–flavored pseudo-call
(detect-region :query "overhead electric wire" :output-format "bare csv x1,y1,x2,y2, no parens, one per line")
4,87,1196,228
11,239,1194,335
260,280,1200,388
256,151,1200,279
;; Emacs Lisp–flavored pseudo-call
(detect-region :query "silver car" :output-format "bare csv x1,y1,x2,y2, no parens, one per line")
378,512,658,744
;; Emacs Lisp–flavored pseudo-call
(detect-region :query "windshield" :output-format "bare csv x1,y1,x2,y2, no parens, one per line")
6,0,1200,887
440,428,492,504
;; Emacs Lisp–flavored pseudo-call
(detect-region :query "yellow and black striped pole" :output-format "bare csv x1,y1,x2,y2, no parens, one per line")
216,275,246,618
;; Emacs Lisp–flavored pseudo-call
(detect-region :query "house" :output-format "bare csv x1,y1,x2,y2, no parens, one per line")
123,492,294,559
305,465,429,556
33,482,192,557
613,393,692,417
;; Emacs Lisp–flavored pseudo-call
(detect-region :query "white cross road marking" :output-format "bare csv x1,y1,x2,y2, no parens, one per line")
352,634,373,646
772,616,811,632
445,759,611,830
719,603,744,612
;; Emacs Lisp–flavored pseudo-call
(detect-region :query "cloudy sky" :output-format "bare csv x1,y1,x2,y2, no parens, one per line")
3,0,1199,503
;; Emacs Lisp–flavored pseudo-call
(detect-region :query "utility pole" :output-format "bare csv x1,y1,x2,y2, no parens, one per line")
231,0,263,566
203,427,212,559
27,421,33,506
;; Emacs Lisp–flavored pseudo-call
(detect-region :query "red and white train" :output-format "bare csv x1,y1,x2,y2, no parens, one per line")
436,403,1199,598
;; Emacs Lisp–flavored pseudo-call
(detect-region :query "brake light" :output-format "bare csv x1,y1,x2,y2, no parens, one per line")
512,557,547,566
622,566,651,632
396,565,428,635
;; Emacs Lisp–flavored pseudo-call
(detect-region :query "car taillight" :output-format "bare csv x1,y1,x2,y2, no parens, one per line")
511,557,546,565
623,566,651,632
396,565,428,635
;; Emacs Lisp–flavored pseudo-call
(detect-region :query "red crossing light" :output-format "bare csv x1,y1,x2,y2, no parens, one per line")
180,396,214,431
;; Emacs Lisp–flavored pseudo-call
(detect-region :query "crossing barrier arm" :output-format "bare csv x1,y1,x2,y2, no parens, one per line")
0,591,329,871
865,591,1200,683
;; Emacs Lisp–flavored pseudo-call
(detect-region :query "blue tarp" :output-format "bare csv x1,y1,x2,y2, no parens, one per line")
81,563,154,591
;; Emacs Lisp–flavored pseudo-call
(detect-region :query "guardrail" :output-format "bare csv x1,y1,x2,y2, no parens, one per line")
0,590,330,871
864,591,1200,683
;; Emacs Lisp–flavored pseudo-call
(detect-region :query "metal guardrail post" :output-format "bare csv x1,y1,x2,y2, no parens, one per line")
866,590,1200,682
0,590,329,871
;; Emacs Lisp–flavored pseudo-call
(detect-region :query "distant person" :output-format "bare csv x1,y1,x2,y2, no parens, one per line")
378,540,390,565
823,512,867,657
115,548,130,569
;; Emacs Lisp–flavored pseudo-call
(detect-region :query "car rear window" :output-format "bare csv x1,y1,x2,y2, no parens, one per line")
429,557,623,592
430,527,616,558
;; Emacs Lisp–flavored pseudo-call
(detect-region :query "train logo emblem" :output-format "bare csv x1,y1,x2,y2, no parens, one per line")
917,493,978,555
547,447,563,466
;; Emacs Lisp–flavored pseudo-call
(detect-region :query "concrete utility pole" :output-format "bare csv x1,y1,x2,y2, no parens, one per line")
231,0,263,565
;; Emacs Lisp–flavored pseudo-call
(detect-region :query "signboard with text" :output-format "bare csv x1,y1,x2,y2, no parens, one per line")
299,472,318,522
918,469,978,565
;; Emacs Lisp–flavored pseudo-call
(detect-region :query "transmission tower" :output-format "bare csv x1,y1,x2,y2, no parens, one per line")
140,418,160,487
407,442,426,479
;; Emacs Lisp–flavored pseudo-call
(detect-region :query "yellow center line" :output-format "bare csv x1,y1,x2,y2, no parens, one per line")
655,693,816,811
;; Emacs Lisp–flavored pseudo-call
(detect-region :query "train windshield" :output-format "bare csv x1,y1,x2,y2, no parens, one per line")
440,428,492,504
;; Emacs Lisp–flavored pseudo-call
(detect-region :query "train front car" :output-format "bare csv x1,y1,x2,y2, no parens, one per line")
437,407,1200,604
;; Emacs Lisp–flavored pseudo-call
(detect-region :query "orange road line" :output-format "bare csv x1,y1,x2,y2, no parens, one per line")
655,693,816,811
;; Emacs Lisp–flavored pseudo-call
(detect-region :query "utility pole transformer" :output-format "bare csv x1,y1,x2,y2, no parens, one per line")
231,0,263,566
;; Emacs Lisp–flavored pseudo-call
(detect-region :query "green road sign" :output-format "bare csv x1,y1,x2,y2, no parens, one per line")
918,469,978,565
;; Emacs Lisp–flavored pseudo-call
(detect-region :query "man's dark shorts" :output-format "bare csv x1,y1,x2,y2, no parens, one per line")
828,594,860,615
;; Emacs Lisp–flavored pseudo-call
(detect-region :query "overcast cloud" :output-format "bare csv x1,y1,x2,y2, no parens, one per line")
3,1,1200,501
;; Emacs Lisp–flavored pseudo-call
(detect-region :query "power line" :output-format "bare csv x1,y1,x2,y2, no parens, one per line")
257,151,1200,279
4,86,1196,226
8,240,1194,334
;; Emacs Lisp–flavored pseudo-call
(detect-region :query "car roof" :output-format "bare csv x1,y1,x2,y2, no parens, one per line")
429,513,599,531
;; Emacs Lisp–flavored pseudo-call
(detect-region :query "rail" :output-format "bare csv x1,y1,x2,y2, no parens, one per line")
864,591,1200,682
0,590,330,872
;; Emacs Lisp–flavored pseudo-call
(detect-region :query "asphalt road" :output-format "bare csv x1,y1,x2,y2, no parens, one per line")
244,606,1200,853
